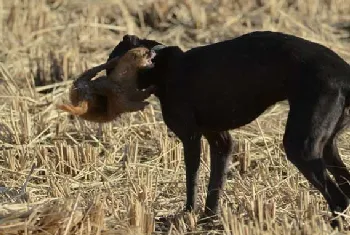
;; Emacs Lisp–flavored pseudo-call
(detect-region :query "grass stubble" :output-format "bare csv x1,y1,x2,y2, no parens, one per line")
0,0,350,234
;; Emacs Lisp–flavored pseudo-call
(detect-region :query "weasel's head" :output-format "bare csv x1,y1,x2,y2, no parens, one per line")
137,45,184,97
106,35,162,76
120,47,156,69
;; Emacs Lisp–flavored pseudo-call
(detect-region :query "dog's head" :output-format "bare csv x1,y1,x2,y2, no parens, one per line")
107,35,184,97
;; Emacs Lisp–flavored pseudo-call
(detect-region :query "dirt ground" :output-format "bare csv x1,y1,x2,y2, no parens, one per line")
1,0,350,234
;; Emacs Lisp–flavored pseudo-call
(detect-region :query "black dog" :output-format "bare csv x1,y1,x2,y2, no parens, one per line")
107,31,350,226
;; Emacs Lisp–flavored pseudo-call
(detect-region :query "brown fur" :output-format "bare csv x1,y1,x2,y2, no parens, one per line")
57,47,155,123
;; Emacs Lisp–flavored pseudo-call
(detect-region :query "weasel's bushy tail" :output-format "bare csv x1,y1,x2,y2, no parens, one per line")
56,101,89,116
72,56,120,89
57,57,120,115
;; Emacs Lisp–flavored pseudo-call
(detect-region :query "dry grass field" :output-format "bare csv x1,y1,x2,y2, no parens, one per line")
1,0,350,234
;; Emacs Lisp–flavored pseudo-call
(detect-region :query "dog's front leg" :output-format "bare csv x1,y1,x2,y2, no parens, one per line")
161,104,203,213
162,107,202,212
203,131,233,218
182,133,202,212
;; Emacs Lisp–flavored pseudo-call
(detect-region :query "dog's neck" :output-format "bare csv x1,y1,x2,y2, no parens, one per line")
138,67,165,98
137,46,184,99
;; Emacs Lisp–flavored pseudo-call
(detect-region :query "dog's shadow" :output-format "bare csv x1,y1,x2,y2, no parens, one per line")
154,211,224,233
0,122,16,145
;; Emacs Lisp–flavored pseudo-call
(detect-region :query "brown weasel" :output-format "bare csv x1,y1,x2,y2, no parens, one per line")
57,47,155,123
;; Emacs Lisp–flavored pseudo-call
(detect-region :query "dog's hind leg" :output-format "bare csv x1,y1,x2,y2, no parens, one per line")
283,89,349,227
323,107,350,198
203,131,233,218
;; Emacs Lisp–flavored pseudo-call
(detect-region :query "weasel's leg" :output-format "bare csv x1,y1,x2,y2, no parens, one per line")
128,85,156,101
89,78,117,96
124,100,149,112
75,57,120,82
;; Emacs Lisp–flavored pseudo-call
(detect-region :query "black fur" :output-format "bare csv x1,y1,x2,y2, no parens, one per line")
108,31,350,227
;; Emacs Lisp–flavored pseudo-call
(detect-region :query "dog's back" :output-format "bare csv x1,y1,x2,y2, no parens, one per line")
152,31,350,131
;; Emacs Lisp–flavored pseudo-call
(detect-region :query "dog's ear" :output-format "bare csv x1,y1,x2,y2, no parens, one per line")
122,35,140,47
